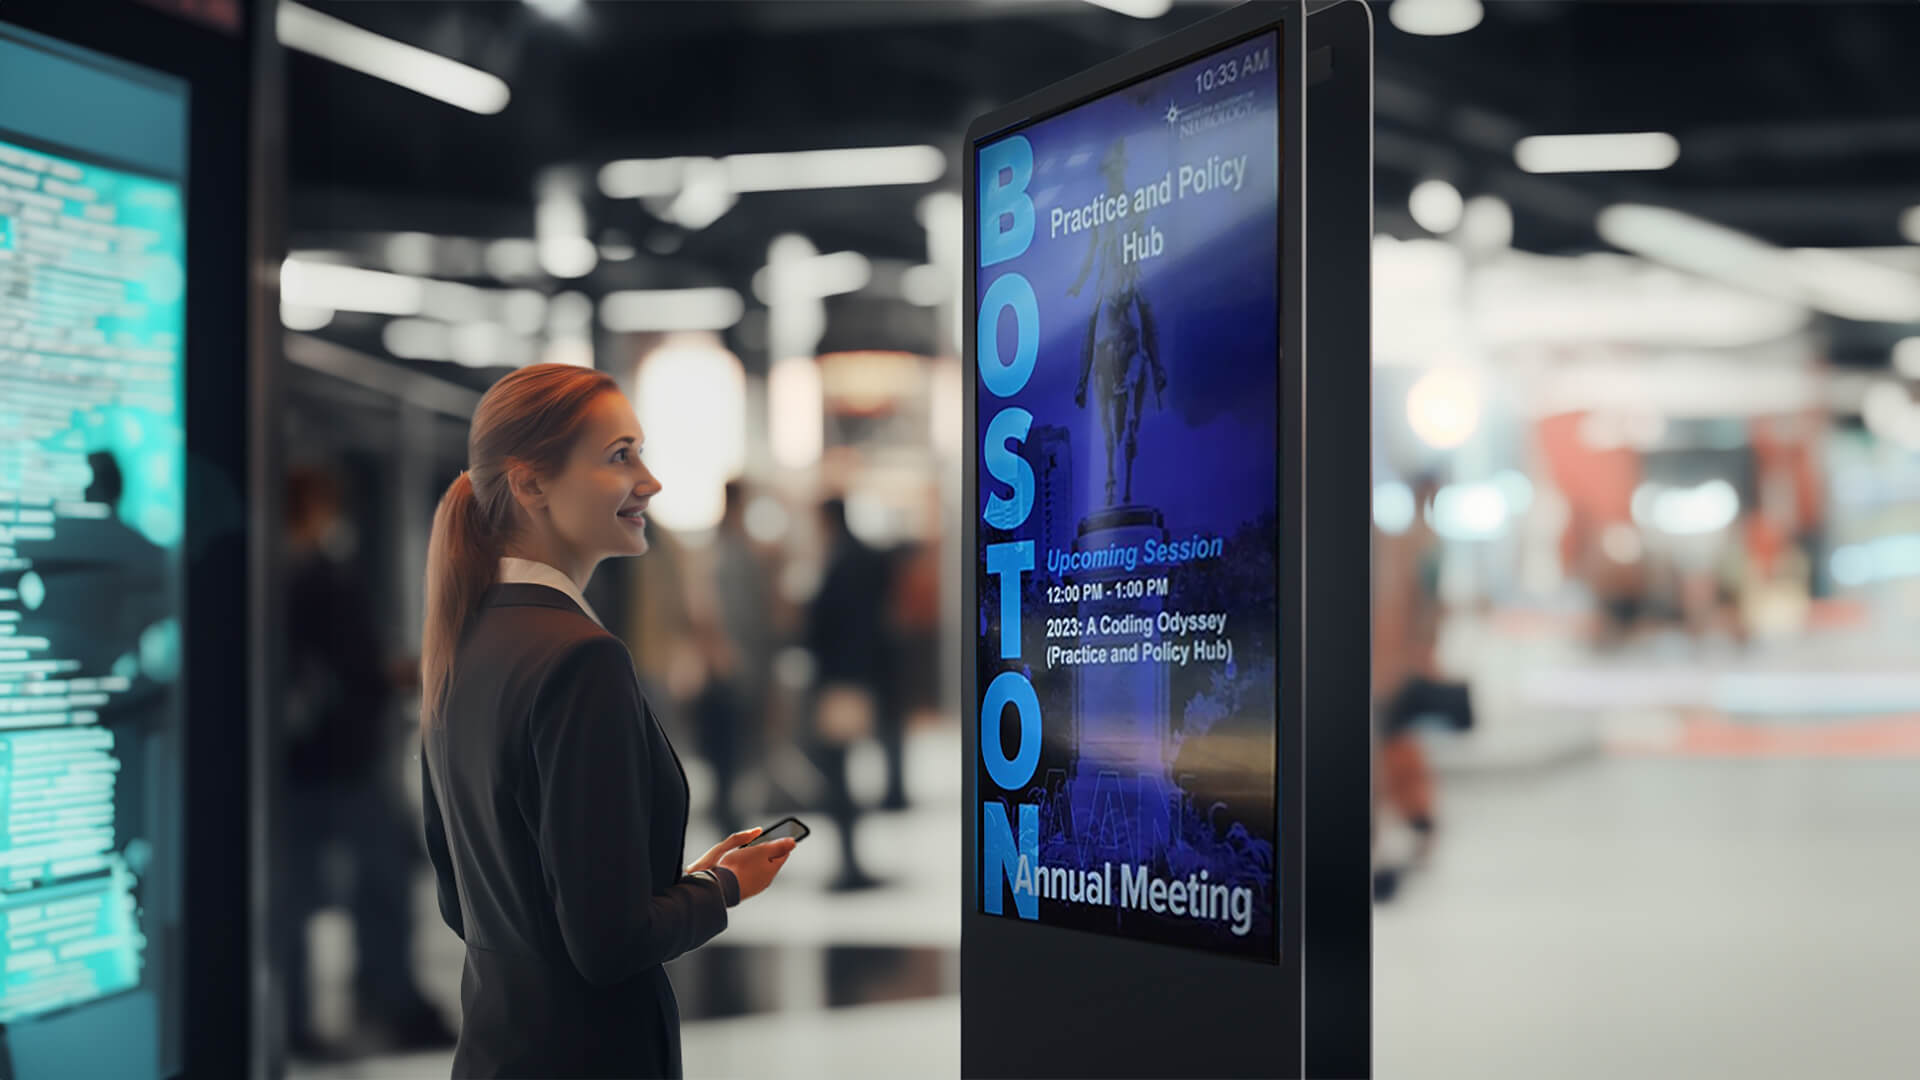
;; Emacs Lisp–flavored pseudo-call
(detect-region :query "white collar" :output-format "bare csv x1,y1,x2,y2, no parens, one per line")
498,556,604,629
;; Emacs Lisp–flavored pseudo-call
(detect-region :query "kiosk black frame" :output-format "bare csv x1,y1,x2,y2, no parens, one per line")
0,2,278,1076
961,2,1372,1075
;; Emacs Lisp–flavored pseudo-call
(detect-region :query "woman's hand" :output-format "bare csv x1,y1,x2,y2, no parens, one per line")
719,837,798,902
687,828,762,875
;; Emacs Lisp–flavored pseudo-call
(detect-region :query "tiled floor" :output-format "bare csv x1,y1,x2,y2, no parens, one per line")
1374,752,1920,1080
294,729,966,1079
297,690,1920,1079
292,996,960,1080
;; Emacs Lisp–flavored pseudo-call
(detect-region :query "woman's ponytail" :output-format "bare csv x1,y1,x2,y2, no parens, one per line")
420,470,497,731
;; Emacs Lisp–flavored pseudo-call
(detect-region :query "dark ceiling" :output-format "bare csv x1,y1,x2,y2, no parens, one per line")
287,0,1920,375
1368,1,1920,253
289,1,1200,267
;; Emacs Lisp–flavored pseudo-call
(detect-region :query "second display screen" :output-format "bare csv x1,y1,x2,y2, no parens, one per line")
974,31,1281,962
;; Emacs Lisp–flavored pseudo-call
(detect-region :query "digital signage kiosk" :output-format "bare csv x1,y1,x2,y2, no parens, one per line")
963,2,1372,1075
0,3,272,1076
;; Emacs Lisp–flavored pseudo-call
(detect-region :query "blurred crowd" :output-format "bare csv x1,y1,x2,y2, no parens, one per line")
276,465,944,1058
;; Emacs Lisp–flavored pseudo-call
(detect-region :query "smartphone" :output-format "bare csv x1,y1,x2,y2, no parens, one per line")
744,816,809,846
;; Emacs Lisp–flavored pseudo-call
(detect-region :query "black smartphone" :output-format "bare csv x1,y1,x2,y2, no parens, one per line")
744,816,809,846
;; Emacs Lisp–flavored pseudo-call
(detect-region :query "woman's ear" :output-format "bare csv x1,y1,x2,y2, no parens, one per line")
506,462,548,512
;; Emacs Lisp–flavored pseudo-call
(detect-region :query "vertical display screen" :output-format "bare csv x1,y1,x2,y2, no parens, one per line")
973,32,1282,961
0,23,187,1074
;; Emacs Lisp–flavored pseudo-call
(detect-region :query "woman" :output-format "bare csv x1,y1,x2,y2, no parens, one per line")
418,364,797,1078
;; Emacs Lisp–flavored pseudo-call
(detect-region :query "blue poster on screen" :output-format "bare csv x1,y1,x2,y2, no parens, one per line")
974,32,1281,961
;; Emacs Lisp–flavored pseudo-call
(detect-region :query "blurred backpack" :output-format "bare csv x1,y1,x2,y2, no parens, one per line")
1383,676,1474,737
813,683,876,745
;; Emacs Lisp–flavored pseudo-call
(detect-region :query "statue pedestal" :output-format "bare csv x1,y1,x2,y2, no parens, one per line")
1067,503,1173,862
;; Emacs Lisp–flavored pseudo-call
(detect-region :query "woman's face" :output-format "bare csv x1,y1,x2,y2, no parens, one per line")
535,389,662,565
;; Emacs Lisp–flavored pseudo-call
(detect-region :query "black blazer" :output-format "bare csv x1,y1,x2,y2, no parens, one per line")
421,583,730,1079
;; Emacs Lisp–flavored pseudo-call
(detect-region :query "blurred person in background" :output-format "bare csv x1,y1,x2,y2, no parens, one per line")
49,450,170,693
627,509,710,755
417,365,798,1078
690,481,779,834
38,451,172,885
1583,520,1653,649
805,496,891,891
281,463,454,1059
880,486,948,812
1708,511,1758,651
1371,474,1466,903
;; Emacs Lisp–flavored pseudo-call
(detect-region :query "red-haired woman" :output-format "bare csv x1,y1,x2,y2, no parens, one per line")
418,364,797,1078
